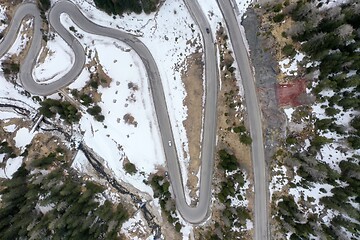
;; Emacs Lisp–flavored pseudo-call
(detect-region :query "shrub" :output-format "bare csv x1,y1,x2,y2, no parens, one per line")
286,136,297,145
93,0,157,15
233,125,246,133
350,115,360,135
175,222,182,232
1,61,20,74
80,94,93,106
325,107,340,117
124,162,137,175
273,3,283,13
69,26,77,33
94,114,105,122
87,105,102,116
0,142,14,155
37,0,51,11
240,134,252,145
141,0,159,14
90,80,99,89
348,136,360,149
311,136,332,150
10,63,20,73
282,44,296,57
218,149,238,171
315,118,333,131
273,13,285,23
39,99,81,123
31,153,56,168
71,89,79,98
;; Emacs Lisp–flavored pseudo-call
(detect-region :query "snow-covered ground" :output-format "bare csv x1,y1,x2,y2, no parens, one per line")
0,123,35,178
228,171,250,208
270,164,336,223
71,149,91,173
33,33,75,83
311,98,360,170
62,0,253,237
3,124,16,132
56,0,204,184
13,127,34,151
0,112,36,179
58,17,164,195
1,156,23,178
0,5,7,32
0,18,39,177
121,211,155,240
315,0,349,9
289,180,334,214
62,0,203,203
279,51,305,77
269,165,288,199
277,36,360,240
0,0,191,235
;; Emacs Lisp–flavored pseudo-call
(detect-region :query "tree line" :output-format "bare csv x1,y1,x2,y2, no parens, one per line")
200,149,251,240
0,151,129,239
93,0,160,15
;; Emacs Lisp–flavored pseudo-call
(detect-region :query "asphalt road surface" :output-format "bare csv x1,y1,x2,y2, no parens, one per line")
0,1,218,224
216,0,269,239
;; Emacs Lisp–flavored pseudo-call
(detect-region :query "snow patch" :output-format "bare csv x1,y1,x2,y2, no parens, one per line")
279,52,305,76
4,156,23,178
71,150,91,173
121,211,149,240
270,165,288,199
289,181,334,214
3,124,17,133
13,127,34,151
284,107,295,122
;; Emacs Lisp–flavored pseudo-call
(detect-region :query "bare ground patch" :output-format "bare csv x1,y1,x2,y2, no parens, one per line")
181,49,203,204
25,133,73,164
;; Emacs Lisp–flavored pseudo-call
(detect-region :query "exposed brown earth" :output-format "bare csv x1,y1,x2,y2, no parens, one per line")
25,133,73,164
277,78,307,107
181,49,204,204
123,113,138,127
89,50,112,88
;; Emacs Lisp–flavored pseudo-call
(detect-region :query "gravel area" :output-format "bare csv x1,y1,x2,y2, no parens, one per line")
242,8,286,164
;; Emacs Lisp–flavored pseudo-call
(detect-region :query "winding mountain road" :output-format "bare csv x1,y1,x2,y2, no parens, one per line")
0,0,218,224
1,0,270,237
216,0,269,239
